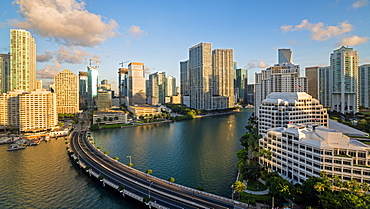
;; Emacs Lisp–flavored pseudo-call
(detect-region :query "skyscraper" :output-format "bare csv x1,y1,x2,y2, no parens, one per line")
0,53,10,94
79,71,88,109
318,66,331,107
166,76,176,97
278,49,292,64
118,68,128,105
180,60,189,96
189,42,213,110
330,46,358,113
128,62,146,105
10,29,36,92
359,64,370,108
212,49,234,108
148,71,166,105
54,69,79,114
235,68,248,102
87,66,99,107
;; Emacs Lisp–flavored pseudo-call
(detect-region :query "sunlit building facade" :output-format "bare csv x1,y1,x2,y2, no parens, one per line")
54,69,79,114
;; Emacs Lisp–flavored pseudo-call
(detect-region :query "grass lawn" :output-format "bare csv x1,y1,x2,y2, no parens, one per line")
102,124,134,129
239,192,270,204
246,181,267,191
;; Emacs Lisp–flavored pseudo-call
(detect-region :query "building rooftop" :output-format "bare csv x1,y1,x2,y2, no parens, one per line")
262,92,315,104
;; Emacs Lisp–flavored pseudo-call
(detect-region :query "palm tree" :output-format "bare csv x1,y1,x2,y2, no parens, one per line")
104,150,109,155
232,181,246,199
98,174,104,181
113,157,119,160
361,183,369,192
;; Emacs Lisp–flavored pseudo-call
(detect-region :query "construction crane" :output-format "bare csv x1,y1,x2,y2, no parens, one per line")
119,60,130,68
84,57,101,67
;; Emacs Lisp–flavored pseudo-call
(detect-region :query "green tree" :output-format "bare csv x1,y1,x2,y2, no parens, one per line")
108,117,113,121
118,185,125,193
103,150,109,155
103,116,107,121
98,174,104,181
266,176,293,205
113,157,119,160
240,161,262,182
168,177,175,183
232,181,246,199
96,118,102,123
145,169,152,175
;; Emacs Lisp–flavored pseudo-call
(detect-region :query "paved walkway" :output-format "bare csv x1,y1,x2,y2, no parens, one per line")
243,179,270,195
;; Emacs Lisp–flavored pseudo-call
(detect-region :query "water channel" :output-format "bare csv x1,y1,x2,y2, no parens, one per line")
0,108,252,208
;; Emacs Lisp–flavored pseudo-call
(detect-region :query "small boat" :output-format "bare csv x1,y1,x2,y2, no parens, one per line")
7,144,26,151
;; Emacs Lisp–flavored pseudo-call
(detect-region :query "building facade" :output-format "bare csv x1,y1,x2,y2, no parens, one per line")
359,64,370,108
97,90,112,111
254,61,307,117
330,46,359,114
189,42,213,110
10,29,36,92
235,68,248,103
0,54,10,94
54,69,79,114
259,124,370,184
212,49,234,108
318,66,331,108
258,92,328,135
166,76,177,97
79,71,88,109
180,60,189,97
278,49,292,64
305,66,319,99
148,71,166,105
118,68,128,105
87,66,98,107
0,89,57,132
128,62,146,105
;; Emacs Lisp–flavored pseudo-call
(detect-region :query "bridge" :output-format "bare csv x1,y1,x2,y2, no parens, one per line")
69,130,251,209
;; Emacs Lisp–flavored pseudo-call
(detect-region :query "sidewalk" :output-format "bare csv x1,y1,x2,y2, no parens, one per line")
243,179,270,195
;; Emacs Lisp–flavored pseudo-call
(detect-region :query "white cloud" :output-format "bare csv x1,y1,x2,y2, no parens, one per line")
258,60,269,68
281,19,353,41
55,46,100,64
36,51,53,62
128,25,145,38
10,0,119,47
338,35,369,46
246,62,256,69
36,60,61,79
351,0,369,8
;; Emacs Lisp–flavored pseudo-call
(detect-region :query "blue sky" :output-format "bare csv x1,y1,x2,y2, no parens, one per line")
0,0,369,91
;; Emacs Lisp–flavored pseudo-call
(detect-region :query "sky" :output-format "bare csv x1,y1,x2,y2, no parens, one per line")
0,0,369,92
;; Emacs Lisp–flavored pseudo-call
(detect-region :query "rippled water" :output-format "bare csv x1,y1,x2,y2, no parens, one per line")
0,109,252,208
92,109,252,197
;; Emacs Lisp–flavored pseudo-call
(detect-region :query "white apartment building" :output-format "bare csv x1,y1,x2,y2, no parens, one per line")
189,43,213,110
10,29,36,92
318,66,331,108
330,46,359,113
54,69,79,114
259,124,370,184
359,64,370,108
258,92,328,135
212,49,235,108
0,89,57,132
148,72,166,105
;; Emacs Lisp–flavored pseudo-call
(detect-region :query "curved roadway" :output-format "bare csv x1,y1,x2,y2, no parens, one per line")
70,129,249,209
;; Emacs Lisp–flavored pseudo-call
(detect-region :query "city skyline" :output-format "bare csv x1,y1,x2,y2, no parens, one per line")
0,0,369,91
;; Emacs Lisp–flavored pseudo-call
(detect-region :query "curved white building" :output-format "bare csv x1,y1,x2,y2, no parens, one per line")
258,92,328,135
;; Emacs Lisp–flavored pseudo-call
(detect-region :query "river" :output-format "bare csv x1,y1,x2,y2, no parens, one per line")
0,108,252,208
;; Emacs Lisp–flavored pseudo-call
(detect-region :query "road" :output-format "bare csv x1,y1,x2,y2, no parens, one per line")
70,119,249,208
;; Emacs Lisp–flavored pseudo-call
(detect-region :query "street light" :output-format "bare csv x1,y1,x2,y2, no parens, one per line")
148,181,154,200
126,156,132,165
